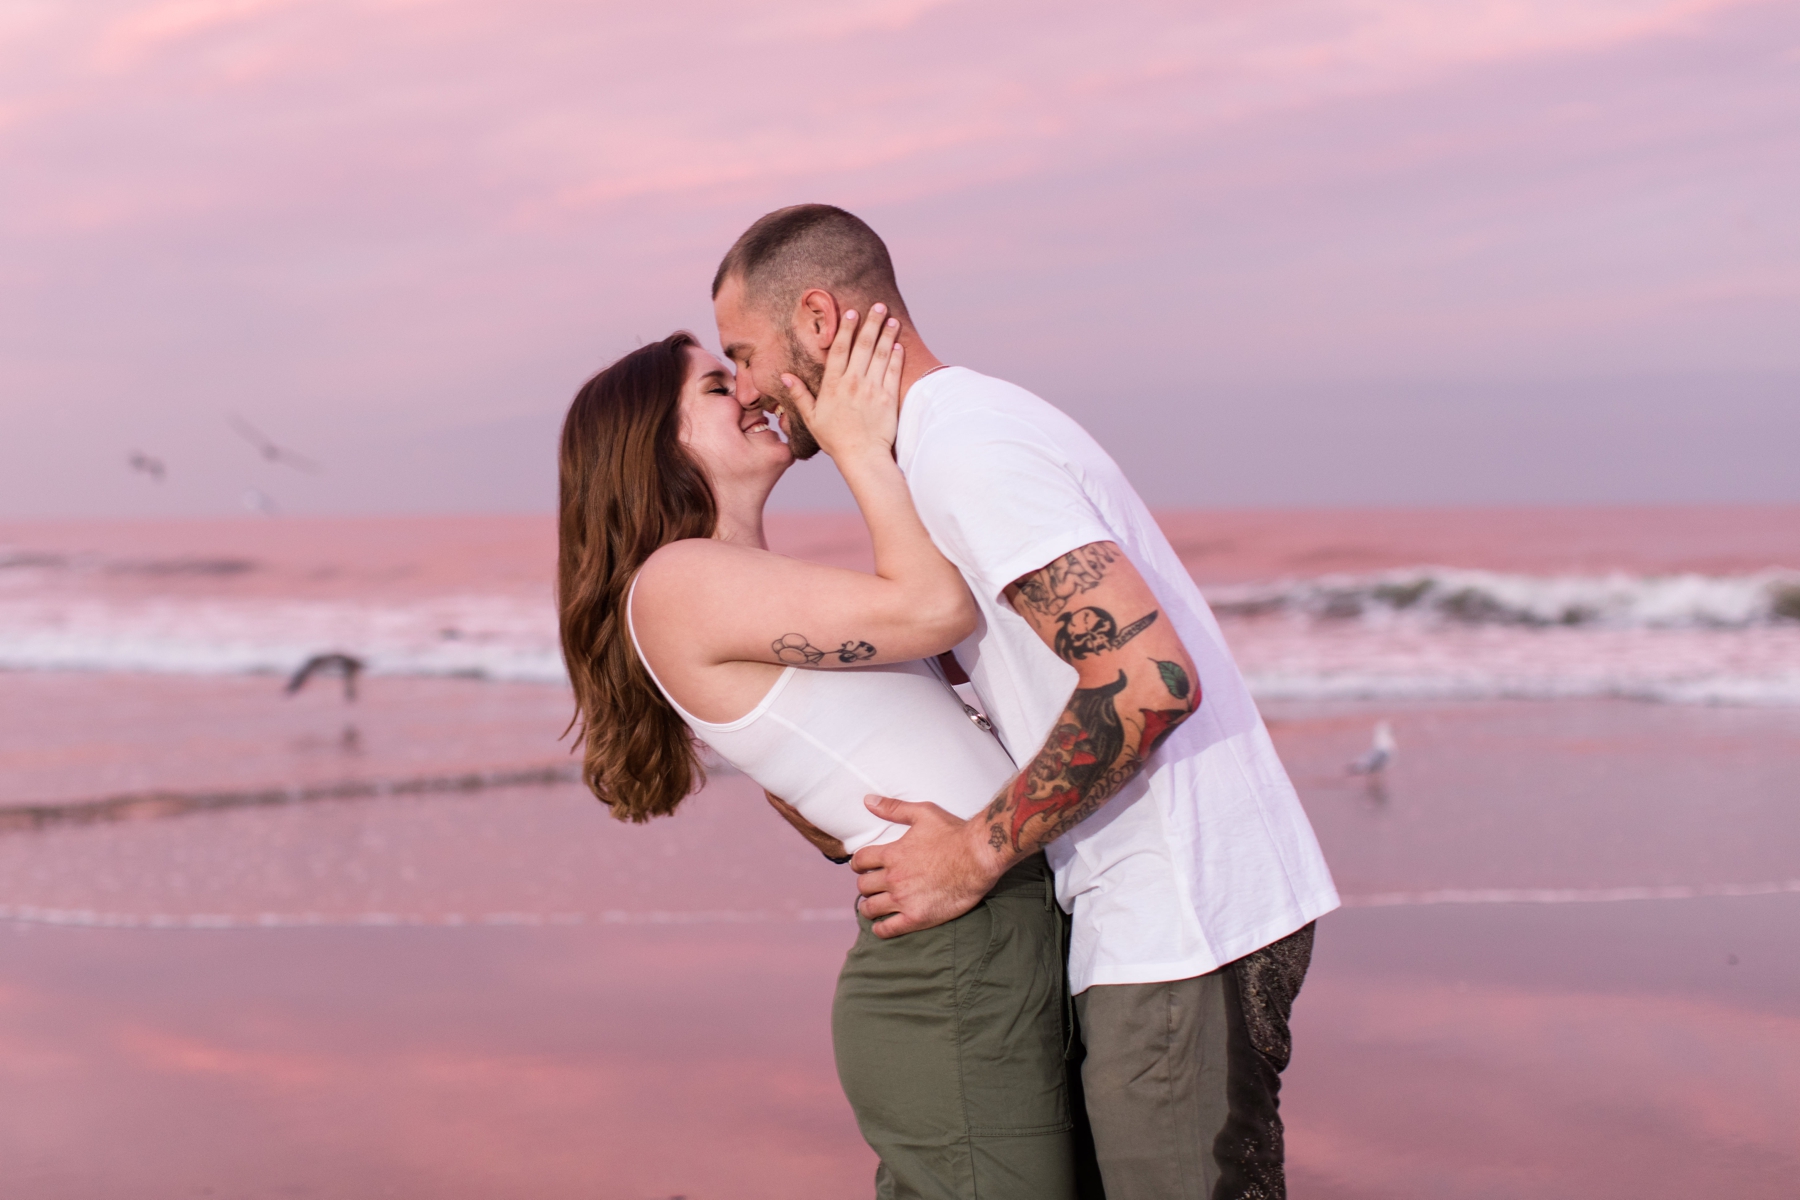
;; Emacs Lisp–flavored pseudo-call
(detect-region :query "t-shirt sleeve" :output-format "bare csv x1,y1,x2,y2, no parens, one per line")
908,417,1116,601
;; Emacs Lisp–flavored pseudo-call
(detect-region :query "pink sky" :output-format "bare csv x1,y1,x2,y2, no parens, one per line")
1,0,1795,516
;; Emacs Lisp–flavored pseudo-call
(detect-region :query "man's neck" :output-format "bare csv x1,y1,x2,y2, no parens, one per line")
895,334,946,420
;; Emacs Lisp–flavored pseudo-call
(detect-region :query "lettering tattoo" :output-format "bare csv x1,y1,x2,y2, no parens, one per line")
771,634,876,666
984,664,1200,855
1010,544,1120,618
1052,607,1159,662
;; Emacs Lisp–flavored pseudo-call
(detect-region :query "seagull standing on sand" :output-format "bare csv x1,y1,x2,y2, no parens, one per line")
1348,720,1396,774
285,653,365,702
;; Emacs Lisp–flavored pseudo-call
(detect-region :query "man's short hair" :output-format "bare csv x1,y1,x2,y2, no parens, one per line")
712,204,908,320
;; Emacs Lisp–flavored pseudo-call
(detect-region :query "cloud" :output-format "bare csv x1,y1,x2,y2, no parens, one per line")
1,0,1795,514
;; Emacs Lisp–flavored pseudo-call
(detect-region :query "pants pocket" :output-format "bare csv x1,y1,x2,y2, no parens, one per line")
953,897,1071,1138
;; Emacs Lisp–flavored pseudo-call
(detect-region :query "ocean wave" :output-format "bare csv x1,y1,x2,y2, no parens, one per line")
3,570,1799,705
0,596,570,683
1209,567,1800,629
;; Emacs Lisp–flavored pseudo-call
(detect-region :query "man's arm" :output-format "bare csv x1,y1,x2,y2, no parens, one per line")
851,541,1200,937
981,542,1200,854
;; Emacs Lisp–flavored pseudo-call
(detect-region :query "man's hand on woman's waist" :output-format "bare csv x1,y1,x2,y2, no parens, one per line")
850,796,1010,934
851,541,1201,939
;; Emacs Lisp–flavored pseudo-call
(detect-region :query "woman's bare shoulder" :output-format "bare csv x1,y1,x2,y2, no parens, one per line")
634,538,769,602
631,540,789,667
639,536,761,572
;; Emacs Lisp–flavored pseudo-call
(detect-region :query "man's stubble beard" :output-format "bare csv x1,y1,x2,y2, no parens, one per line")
778,328,825,461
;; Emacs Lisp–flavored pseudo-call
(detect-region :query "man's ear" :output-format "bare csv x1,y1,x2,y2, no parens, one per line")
795,288,840,352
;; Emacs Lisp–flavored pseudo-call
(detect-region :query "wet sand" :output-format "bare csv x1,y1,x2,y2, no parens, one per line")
2,680,1796,1196
0,672,574,812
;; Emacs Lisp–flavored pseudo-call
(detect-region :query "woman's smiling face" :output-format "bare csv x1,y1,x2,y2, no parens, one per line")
677,346,792,500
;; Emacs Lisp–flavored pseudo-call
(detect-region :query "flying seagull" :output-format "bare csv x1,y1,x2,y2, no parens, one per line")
128,451,166,482
284,653,365,702
1348,720,1396,775
230,415,322,473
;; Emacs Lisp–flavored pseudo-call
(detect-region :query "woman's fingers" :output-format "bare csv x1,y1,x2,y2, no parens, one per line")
881,340,905,399
872,311,900,356
779,371,817,422
823,307,859,384
844,301,886,380
871,313,901,386
796,300,906,457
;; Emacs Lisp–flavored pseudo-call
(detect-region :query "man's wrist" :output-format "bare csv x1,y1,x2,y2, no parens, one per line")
964,814,1017,884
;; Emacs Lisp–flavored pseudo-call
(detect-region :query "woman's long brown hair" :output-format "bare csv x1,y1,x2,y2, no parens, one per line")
558,331,718,822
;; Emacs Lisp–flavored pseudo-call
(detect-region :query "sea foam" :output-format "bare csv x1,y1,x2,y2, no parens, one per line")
1,568,1796,705
1207,567,1800,629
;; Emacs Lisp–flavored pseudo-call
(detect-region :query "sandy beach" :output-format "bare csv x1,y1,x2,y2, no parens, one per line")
2,508,1797,1197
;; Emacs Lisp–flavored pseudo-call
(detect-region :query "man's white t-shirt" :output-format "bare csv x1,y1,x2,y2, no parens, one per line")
895,367,1339,994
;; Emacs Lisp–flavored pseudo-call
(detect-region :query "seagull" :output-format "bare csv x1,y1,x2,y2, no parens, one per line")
128,451,166,482
1348,721,1396,774
229,415,322,474
284,653,365,702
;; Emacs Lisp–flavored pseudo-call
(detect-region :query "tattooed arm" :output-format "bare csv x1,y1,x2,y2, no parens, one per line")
981,542,1200,854
851,541,1201,937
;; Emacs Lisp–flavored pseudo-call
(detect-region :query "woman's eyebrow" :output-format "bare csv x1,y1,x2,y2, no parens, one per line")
698,369,729,384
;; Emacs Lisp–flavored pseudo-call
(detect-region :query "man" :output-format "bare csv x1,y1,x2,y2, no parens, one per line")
714,204,1338,1200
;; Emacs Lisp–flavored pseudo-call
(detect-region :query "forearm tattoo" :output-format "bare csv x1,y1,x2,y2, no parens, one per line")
983,655,1199,855
1011,544,1120,618
772,633,876,666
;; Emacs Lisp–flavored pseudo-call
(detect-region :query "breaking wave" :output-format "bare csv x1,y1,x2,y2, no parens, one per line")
2,567,1797,706
1208,568,1800,630
0,595,570,683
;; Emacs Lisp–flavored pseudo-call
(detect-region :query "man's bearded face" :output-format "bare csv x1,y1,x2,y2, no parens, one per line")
777,326,825,461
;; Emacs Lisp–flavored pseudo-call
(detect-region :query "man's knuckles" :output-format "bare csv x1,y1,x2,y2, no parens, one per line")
858,894,901,919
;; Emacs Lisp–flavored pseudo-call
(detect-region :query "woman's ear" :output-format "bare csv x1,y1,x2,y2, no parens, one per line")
795,288,841,352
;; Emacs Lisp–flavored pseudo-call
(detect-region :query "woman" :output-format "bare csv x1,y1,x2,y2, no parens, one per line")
557,310,1077,1199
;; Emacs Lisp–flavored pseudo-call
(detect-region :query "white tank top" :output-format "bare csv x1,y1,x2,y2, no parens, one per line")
627,577,1016,853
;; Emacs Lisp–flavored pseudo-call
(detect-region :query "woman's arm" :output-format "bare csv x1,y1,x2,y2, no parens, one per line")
635,307,974,671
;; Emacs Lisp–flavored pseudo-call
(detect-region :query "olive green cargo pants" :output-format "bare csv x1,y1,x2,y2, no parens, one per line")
832,854,1078,1200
